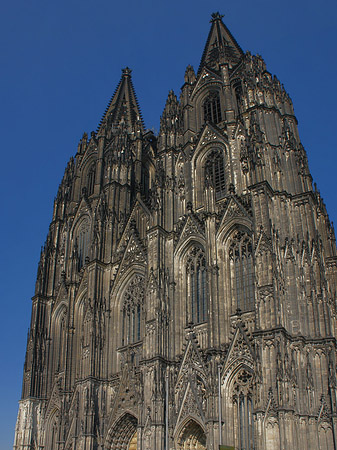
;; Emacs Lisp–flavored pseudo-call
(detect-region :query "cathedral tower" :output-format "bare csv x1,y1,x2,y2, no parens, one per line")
14,13,337,450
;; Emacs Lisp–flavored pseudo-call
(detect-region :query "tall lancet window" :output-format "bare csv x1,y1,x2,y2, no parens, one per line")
229,231,254,312
233,369,255,450
205,149,226,199
122,275,144,346
203,91,222,124
76,218,90,270
186,247,207,324
87,163,96,196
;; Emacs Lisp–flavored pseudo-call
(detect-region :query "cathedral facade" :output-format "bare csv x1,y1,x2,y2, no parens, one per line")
14,13,337,450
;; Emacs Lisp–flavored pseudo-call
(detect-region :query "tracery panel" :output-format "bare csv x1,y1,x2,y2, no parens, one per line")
186,247,207,325
204,148,226,199
121,275,144,346
229,231,254,312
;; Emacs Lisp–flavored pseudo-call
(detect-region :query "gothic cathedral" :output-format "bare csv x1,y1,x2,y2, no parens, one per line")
14,12,337,450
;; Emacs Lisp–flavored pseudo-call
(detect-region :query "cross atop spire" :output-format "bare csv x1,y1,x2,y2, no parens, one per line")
198,12,243,74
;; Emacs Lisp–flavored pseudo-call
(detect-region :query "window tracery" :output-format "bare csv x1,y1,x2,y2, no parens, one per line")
203,91,222,124
122,275,144,346
87,164,96,196
229,231,254,312
232,368,255,450
204,149,226,200
76,219,90,270
186,247,207,324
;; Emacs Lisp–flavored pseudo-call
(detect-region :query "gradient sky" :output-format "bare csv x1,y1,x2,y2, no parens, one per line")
1,0,336,448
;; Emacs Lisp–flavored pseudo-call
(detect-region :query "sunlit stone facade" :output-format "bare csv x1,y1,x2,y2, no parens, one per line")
14,13,337,450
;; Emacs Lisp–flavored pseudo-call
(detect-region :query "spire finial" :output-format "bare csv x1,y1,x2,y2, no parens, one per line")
122,67,132,76
210,12,224,23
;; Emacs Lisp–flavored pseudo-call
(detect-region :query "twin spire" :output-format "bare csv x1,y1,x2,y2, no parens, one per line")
97,67,144,134
198,12,243,74
98,13,243,132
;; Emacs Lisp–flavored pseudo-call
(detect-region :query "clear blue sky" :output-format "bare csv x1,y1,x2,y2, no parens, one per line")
1,0,336,447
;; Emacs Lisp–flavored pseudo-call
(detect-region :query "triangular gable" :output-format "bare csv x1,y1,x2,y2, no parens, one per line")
71,196,92,231
223,323,255,375
106,364,139,432
190,66,222,100
217,196,251,231
255,227,273,256
116,198,150,254
232,119,247,140
175,214,205,250
175,381,205,430
264,387,278,421
114,230,147,282
177,337,208,384
194,122,227,153
174,334,208,430
45,378,62,420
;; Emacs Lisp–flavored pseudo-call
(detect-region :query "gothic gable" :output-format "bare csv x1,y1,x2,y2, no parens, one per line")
175,213,205,250
217,196,252,234
193,123,227,159
223,322,255,377
106,365,139,434
114,228,147,281
174,334,209,430
116,198,150,252
71,196,92,232
255,226,273,256
190,67,222,100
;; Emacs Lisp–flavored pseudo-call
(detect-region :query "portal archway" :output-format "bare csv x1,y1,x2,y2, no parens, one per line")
107,413,137,449
176,419,206,450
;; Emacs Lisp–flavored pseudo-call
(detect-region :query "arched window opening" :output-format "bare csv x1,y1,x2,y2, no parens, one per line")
205,149,226,200
233,79,243,110
87,164,96,196
76,219,90,270
57,312,67,372
233,369,255,450
122,275,144,346
229,232,254,312
186,247,207,325
203,91,222,124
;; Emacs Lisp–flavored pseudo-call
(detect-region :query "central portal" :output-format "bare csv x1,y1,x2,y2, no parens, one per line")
177,420,206,450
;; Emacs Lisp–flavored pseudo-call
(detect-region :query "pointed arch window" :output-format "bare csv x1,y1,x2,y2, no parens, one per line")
186,247,207,324
122,275,144,346
76,218,90,270
87,164,96,196
203,91,222,124
57,311,67,372
205,149,226,200
233,369,255,450
229,232,254,312
233,78,243,110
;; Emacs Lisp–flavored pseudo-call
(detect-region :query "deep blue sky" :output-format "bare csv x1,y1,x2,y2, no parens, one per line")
1,0,336,447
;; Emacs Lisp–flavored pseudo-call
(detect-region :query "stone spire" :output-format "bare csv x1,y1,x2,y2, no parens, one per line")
97,67,144,134
198,12,244,74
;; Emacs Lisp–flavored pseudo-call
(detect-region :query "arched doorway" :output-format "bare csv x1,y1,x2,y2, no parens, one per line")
176,419,206,450
107,413,137,449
